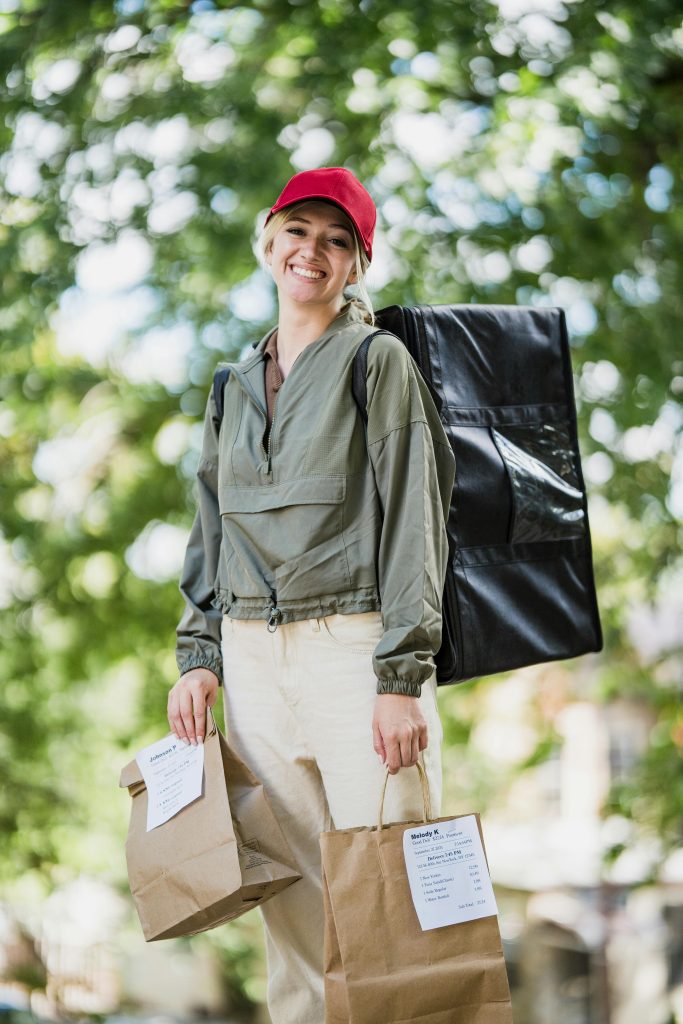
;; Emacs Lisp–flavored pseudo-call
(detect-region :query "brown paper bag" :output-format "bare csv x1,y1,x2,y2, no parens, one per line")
119,709,301,941
320,761,513,1023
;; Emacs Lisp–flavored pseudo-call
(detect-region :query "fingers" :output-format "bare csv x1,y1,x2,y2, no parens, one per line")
179,688,198,744
410,729,420,766
386,739,402,775
194,704,209,744
168,691,190,744
396,733,410,773
168,670,218,745
374,699,429,775
385,728,417,775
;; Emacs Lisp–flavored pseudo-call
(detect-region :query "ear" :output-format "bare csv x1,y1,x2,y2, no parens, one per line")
346,269,358,285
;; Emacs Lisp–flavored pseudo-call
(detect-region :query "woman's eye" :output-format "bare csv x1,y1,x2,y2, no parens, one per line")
286,228,348,248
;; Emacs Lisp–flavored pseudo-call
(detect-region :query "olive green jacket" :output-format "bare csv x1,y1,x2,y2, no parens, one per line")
175,303,455,697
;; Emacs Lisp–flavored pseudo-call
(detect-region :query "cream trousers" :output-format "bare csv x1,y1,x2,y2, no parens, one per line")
220,609,443,1024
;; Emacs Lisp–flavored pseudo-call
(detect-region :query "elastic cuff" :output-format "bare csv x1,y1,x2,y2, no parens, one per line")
376,677,422,697
176,653,223,687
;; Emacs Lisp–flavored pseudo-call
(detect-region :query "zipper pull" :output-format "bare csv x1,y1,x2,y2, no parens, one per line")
267,591,282,633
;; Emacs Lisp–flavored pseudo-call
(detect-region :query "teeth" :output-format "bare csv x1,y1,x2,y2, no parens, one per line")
291,265,324,280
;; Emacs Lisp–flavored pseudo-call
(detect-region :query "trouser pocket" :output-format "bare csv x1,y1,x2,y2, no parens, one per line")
317,610,384,653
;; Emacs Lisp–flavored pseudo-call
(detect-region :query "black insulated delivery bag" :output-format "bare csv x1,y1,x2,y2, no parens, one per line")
355,303,603,687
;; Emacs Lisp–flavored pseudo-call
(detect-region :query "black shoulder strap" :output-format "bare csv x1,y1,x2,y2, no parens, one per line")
351,329,388,425
212,366,231,427
351,328,444,423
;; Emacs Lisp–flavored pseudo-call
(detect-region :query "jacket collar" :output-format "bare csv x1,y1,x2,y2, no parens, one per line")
250,300,355,354
228,301,357,415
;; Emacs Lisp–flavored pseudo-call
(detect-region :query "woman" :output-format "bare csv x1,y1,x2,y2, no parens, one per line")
168,167,455,1024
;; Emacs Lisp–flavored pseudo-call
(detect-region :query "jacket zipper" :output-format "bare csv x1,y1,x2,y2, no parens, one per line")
264,392,279,474
225,365,279,625
228,366,273,474
264,394,280,627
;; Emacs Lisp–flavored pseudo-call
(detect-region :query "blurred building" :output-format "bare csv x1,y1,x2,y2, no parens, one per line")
0,879,230,1021
464,673,683,1024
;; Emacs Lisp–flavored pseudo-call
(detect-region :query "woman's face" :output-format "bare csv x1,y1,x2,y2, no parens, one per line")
266,200,358,312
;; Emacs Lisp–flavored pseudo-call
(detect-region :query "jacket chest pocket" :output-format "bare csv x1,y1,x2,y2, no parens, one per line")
217,476,352,600
217,384,269,484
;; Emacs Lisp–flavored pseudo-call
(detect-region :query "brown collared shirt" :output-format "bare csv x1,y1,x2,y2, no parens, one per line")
263,328,282,450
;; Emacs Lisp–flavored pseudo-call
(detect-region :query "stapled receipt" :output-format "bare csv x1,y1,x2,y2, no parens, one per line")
136,735,205,832
402,815,498,930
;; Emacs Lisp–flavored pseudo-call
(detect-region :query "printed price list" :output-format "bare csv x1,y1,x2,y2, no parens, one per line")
402,815,498,930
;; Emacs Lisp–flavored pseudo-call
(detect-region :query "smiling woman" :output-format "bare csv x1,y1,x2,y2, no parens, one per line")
263,201,360,362
257,177,376,338
167,166,455,1024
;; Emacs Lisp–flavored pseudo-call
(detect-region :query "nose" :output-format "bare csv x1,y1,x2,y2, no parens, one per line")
298,234,324,260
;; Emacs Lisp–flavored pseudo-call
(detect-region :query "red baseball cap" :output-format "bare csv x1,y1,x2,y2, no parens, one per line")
265,167,377,262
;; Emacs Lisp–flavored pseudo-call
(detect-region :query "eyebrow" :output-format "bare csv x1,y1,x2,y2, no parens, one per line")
287,216,353,236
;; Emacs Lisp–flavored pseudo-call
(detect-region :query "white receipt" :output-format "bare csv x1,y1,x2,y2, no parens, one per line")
136,735,205,832
402,815,498,930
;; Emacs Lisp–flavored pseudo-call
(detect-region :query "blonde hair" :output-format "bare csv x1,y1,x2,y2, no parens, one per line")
256,201,375,326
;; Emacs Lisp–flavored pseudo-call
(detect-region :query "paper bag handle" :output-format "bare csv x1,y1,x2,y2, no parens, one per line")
377,759,432,830
205,704,218,736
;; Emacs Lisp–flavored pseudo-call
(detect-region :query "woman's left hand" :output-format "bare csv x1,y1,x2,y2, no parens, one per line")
372,694,428,775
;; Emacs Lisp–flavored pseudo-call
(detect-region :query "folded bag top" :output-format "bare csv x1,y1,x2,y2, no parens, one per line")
119,709,301,941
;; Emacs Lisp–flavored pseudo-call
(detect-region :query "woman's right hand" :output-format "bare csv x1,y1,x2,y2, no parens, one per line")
167,668,219,745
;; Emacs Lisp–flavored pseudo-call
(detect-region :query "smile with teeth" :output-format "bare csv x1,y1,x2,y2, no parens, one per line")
290,264,326,280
